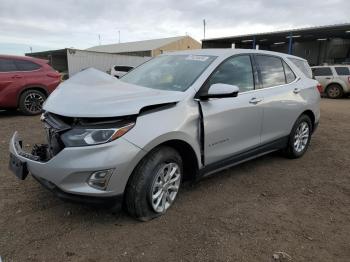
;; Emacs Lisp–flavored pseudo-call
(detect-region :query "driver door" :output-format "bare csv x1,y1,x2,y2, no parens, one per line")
199,55,263,165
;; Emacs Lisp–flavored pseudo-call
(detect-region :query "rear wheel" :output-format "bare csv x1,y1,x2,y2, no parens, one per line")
326,84,343,99
284,115,312,159
125,146,182,221
19,89,46,115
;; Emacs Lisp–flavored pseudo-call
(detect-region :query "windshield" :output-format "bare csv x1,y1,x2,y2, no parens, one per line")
120,54,216,91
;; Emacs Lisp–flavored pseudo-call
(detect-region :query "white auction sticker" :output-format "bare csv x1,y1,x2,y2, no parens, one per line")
185,55,209,62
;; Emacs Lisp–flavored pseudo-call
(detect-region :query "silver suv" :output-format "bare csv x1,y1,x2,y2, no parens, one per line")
311,65,350,98
9,49,320,221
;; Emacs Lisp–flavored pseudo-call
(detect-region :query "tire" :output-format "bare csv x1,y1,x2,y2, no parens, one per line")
326,84,343,99
125,146,183,221
19,89,46,115
284,115,312,159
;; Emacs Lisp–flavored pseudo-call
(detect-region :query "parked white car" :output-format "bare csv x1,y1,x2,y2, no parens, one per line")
110,65,134,78
311,65,350,98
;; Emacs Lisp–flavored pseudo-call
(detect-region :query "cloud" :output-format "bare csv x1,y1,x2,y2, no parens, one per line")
0,0,349,54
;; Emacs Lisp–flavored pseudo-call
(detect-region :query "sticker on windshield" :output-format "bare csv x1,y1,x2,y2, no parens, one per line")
185,55,209,62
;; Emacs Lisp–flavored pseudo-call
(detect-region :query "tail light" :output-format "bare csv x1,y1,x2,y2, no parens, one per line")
316,83,323,93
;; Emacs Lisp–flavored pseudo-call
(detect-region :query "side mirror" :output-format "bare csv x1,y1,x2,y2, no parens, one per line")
200,83,239,100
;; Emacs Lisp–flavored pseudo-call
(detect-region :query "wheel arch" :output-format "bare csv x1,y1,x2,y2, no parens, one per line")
325,82,345,93
17,85,49,106
128,138,200,186
159,139,199,181
300,110,316,132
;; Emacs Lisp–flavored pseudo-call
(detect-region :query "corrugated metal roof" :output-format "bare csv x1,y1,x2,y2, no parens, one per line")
87,36,187,53
203,23,350,41
202,23,350,42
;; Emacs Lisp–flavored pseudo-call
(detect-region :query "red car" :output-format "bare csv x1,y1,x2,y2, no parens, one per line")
0,55,61,115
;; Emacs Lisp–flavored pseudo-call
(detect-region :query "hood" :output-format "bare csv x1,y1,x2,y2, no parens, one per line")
43,68,186,117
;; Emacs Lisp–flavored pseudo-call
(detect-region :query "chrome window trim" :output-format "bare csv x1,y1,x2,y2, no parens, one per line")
0,58,42,73
194,52,303,99
0,68,42,73
238,76,301,95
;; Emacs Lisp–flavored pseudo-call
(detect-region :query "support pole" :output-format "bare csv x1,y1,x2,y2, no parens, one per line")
252,36,256,49
288,32,293,54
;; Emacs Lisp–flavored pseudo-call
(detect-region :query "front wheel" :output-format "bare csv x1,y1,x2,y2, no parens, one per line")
125,146,183,221
284,115,312,159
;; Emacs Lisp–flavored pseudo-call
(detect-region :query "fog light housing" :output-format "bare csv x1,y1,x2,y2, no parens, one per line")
87,169,114,190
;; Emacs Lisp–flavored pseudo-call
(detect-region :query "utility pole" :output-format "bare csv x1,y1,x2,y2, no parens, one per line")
29,46,32,53
118,30,120,43
203,19,206,39
98,34,101,45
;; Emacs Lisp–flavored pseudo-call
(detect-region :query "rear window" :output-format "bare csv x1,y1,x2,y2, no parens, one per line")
334,67,350,76
288,58,313,79
312,67,333,76
114,66,133,72
255,55,286,88
14,60,41,71
0,59,17,72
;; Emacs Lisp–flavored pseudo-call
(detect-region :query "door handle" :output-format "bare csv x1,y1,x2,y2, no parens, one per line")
11,75,22,79
293,88,301,94
249,97,262,104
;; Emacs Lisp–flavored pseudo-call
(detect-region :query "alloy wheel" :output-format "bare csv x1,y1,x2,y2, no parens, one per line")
24,92,45,114
150,162,181,213
293,121,310,153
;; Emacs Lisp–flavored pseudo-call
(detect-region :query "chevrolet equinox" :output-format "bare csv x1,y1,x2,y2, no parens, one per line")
9,49,320,221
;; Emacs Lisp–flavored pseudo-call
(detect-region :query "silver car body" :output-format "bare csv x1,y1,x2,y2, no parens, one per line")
9,49,320,199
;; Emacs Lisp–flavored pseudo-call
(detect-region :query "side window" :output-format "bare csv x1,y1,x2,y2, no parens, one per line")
283,61,296,83
208,55,254,93
14,60,41,71
255,55,285,88
312,67,333,76
288,58,313,79
334,67,350,76
115,66,133,72
0,59,17,72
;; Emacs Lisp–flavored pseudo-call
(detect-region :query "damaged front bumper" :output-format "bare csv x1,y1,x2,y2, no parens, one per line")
9,131,146,201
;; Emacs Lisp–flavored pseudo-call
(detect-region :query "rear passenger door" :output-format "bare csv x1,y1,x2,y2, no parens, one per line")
253,55,301,144
0,58,26,107
13,59,43,87
334,66,350,88
312,67,334,87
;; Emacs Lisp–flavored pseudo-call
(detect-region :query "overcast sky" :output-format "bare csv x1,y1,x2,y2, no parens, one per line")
0,0,349,55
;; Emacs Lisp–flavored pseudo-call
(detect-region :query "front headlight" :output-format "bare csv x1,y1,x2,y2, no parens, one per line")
61,122,135,147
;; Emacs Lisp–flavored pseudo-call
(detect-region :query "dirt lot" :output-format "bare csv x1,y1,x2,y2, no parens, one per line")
0,99,349,262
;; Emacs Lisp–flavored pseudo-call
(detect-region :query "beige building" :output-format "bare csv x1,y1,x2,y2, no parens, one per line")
87,36,201,57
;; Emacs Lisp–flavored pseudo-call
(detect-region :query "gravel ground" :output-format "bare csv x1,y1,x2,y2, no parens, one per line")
0,99,349,262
